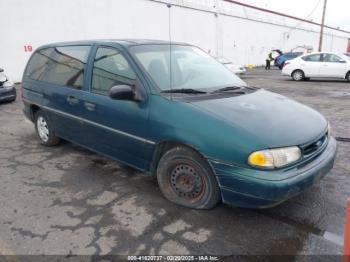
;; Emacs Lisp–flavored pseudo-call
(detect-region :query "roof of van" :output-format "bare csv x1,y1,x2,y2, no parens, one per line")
39,39,189,48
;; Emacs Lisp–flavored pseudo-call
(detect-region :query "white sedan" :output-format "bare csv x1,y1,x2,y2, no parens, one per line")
282,52,350,81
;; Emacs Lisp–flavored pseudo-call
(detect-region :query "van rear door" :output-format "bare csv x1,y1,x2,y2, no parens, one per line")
23,45,91,143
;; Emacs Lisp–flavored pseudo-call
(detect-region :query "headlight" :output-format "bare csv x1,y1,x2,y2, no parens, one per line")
248,146,301,168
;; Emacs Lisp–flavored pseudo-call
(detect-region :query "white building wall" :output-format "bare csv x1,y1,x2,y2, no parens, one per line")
1,0,349,81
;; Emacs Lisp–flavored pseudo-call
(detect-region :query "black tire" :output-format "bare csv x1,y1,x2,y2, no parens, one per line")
157,146,221,209
346,72,350,82
34,110,60,146
292,70,304,81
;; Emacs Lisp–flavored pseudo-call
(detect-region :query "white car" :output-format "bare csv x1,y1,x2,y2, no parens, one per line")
0,68,16,103
282,52,350,81
216,57,246,75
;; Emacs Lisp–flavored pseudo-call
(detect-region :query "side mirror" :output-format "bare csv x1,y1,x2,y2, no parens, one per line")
339,60,347,63
0,68,3,73
109,85,135,101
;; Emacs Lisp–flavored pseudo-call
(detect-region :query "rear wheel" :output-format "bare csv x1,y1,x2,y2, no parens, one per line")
34,110,60,146
156,146,221,209
292,70,304,81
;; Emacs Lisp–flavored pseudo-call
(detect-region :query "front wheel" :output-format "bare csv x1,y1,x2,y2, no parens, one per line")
34,110,60,146
292,70,304,81
157,147,221,209
346,72,350,82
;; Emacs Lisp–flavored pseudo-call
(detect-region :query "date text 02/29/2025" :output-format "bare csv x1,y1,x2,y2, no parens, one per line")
127,255,220,261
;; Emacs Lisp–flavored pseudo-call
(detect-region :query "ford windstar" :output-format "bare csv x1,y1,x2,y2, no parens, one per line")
22,40,337,209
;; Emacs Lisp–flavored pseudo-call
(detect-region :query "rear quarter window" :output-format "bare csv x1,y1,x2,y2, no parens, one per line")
24,45,90,89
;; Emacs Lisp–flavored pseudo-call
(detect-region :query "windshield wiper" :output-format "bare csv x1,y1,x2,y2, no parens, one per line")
212,85,259,93
161,88,207,94
211,86,243,93
242,85,260,90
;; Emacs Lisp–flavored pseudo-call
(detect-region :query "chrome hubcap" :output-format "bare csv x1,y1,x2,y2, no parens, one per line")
37,116,49,142
170,164,203,199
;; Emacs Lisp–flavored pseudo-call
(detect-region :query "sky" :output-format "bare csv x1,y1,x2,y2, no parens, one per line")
240,0,350,31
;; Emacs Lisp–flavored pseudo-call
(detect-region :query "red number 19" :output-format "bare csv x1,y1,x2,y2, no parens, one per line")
24,45,33,52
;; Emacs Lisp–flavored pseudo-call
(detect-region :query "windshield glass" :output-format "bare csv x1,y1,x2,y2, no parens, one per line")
129,45,246,91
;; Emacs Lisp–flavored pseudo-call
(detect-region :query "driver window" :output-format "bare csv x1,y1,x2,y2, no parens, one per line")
323,54,343,63
91,47,136,96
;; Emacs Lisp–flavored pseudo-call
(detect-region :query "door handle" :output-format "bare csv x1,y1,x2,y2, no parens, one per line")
67,96,79,105
84,101,96,111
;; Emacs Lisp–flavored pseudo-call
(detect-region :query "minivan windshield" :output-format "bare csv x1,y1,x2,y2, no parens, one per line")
129,45,246,92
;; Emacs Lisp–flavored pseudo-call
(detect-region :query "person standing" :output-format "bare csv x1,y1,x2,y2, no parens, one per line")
265,52,274,70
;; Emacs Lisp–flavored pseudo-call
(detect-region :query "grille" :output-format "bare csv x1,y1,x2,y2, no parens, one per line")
301,132,328,156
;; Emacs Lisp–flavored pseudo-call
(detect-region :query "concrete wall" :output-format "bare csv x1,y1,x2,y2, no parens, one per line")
1,0,349,81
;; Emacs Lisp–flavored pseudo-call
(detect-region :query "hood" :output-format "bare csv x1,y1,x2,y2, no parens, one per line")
190,89,327,148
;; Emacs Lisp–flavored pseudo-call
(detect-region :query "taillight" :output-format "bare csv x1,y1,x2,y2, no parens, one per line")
283,61,290,68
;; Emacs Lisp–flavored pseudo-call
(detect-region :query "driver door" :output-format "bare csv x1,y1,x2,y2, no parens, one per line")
81,46,153,170
321,53,348,78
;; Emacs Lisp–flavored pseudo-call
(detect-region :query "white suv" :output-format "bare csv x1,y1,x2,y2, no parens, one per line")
282,52,350,81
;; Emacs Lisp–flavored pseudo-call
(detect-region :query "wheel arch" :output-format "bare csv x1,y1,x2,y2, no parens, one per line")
29,104,41,121
291,68,305,77
150,139,210,176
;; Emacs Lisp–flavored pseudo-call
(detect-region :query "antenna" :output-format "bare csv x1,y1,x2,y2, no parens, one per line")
166,0,173,100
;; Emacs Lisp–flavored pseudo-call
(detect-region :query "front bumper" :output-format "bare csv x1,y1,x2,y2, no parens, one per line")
210,137,337,208
0,86,16,102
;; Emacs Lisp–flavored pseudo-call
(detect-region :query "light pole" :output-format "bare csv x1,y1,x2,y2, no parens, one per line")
318,0,328,52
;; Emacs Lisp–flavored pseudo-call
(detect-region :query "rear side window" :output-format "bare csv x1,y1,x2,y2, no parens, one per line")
25,46,90,89
25,48,53,81
91,47,136,96
302,54,322,62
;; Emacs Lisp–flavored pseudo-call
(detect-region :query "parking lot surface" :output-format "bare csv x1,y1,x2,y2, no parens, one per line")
0,68,349,257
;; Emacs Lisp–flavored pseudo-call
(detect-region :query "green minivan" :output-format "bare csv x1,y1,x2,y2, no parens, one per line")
22,40,337,209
